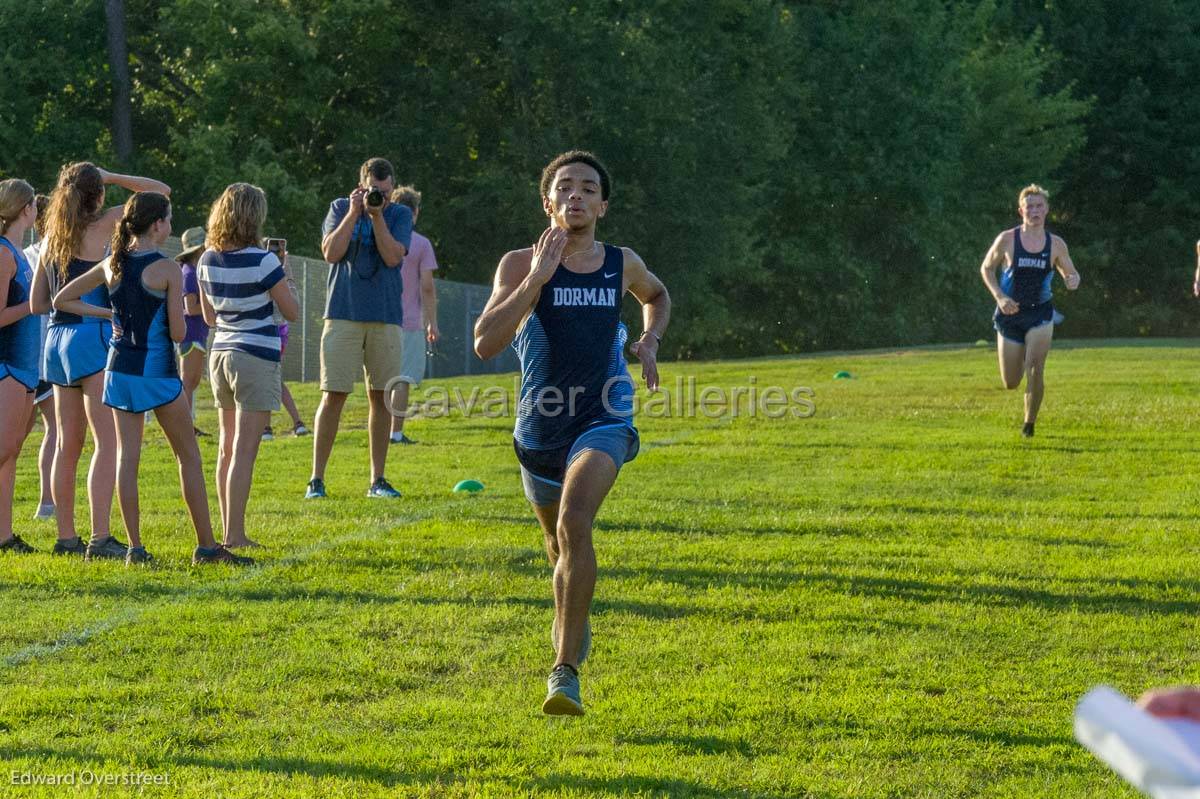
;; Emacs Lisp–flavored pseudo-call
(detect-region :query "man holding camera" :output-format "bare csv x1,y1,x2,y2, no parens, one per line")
306,157,413,499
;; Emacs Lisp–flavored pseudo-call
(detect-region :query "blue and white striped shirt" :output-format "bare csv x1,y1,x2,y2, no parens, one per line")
197,247,285,362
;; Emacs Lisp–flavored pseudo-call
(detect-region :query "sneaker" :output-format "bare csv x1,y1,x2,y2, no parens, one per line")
125,546,154,565
542,664,585,716
551,618,592,666
33,502,55,520
261,426,274,442
1021,422,1035,438
85,535,129,561
193,427,209,438
389,433,417,445
305,478,327,499
292,423,310,436
366,477,401,498
0,534,36,554
52,536,87,556
192,545,255,566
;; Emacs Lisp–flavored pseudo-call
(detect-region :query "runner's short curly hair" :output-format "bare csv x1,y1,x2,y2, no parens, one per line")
540,151,610,201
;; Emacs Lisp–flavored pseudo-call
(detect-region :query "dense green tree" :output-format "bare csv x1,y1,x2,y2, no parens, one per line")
6,0,1164,359
1004,0,1200,337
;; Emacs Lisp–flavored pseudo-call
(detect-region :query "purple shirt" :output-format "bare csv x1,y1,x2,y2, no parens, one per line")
181,261,210,345
401,231,438,332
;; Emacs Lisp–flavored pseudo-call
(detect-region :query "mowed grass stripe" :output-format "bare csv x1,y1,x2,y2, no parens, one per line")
2,508,456,668
3,340,1195,797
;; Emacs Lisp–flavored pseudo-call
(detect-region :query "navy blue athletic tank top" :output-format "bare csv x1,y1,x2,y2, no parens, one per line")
107,250,177,379
513,244,635,450
0,236,40,377
1000,226,1054,308
49,256,110,326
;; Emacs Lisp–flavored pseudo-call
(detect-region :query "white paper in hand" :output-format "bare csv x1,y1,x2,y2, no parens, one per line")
1075,686,1200,799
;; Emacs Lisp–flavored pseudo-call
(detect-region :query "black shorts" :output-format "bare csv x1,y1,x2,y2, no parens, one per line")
994,302,1054,344
513,425,640,506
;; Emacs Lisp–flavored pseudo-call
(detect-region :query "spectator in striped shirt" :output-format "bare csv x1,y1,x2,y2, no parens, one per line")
197,183,299,550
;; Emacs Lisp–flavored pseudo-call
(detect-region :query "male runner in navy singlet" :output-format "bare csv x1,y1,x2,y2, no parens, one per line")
474,151,670,715
980,184,1081,437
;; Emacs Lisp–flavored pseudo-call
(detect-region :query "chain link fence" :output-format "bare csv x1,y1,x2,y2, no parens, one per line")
161,236,518,382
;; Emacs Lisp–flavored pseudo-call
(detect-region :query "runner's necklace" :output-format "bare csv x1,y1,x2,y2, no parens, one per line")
562,241,601,263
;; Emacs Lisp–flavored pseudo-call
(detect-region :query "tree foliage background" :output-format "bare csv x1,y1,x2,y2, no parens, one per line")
2,0,1192,357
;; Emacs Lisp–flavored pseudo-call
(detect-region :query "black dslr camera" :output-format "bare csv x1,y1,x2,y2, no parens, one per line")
365,188,385,208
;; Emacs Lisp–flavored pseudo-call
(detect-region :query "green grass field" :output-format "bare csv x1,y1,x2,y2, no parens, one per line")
4,339,1198,797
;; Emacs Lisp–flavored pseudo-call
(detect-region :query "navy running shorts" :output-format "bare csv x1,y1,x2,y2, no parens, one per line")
514,424,640,507
994,302,1054,344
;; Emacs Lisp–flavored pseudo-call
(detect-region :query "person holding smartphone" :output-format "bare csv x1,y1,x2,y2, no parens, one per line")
305,158,412,500
197,183,299,549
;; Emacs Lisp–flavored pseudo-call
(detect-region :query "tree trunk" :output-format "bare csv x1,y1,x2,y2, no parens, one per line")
105,0,133,164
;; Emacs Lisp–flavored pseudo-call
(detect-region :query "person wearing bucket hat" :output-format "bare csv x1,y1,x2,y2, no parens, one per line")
177,226,210,436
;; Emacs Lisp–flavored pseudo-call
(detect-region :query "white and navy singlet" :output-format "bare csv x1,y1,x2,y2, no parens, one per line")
512,243,635,454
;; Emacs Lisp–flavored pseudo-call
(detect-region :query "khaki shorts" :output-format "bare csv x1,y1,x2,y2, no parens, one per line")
398,328,428,386
320,319,402,393
209,349,282,412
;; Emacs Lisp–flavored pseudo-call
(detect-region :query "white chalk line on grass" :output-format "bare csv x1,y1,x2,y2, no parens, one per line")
3,508,445,668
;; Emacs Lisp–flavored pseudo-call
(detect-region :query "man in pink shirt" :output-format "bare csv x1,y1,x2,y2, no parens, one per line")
389,186,439,443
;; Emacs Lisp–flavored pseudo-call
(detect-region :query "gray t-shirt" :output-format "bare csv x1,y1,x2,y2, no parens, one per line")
321,199,413,325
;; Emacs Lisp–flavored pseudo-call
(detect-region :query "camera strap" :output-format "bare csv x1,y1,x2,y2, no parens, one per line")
349,216,379,280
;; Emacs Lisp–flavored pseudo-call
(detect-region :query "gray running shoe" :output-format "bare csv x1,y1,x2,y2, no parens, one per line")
0,534,35,554
52,537,87,556
33,502,55,520
542,664,584,716
551,618,592,665
125,546,154,565
192,545,255,566
366,477,401,498
85,536,129,561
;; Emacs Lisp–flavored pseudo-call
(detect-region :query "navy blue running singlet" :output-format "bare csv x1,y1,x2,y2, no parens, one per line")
513,244,635,451
107,251,178,380
49,257,109,326
1000,226,1054,308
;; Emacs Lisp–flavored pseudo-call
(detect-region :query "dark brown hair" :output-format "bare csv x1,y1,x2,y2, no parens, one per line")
110,192,170,281
360,157,395,186
540,150,611,201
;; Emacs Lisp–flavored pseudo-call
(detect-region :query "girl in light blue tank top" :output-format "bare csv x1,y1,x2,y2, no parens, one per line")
0,178,40,553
